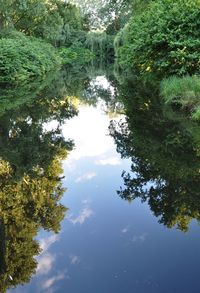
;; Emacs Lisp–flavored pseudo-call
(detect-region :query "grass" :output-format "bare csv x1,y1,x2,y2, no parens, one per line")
161,75,200,120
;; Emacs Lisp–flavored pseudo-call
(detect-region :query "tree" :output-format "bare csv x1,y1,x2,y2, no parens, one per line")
116,0,200,76
0,0,87,45
73,0,149,31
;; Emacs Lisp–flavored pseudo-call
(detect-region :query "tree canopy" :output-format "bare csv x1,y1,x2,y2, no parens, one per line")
116,0,200,76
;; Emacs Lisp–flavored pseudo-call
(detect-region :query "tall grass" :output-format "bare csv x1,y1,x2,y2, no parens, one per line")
161,75,200,120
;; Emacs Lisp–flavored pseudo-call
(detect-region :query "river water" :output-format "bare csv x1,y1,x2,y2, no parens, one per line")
2,67,200,292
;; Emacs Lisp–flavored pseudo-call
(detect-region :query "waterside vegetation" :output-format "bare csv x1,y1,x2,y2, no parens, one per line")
114,0,200,119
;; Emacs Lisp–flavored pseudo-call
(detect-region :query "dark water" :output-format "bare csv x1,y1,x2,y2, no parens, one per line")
1,67,200,292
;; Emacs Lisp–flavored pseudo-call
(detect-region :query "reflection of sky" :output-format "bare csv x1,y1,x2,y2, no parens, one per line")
10,100,200,293
62,104,123,160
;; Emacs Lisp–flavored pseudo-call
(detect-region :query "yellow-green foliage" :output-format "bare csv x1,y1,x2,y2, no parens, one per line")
116,0,200,76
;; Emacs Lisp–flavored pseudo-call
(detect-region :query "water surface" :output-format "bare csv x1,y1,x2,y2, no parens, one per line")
2,68,200,293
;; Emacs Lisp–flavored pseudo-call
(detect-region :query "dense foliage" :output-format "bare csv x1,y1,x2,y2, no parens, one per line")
0,35,61,83
116,0,200,76
59,46,94,65
85,32,114,64
0,0,87,45
0,0,96,83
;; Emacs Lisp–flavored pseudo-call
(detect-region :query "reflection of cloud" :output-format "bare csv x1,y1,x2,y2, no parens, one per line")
42,272,65,289
63,160,76,173
82,199,91,205
132,233,148,243
69,255,80,265
62,106,118,160
94,76,115,94
69,207,94,225
121,226,129,234
37,253,55,275
75,172,97,183
39,234,59,253
96,157,121,166
36,234,60,276
43,120,59,132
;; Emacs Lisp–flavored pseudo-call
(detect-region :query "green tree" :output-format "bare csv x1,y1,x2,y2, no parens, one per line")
73,0,149,31
116,0,200,76
0,0,87,45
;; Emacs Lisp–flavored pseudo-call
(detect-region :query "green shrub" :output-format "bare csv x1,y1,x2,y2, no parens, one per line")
116,0,200,76
59,46,94,65
0,29,28,40
59,47,78,64
0,35,61,83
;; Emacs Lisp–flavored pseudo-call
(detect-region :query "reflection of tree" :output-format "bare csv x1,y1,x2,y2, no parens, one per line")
51,64,124,117
110,76,200,232
81,70,124,117
0,157,67,291
0,68,80,291
0,70,58,116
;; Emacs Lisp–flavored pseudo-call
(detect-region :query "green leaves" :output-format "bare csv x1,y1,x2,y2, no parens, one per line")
0,0,88,45
59,46,94,65
0,35,61,83
116,0,200,76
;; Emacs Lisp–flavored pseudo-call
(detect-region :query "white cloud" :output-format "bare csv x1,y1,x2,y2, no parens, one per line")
36,253,55,275
42,272,65,289
68,207,94,225
131,233,148,243
69,255,80,265
96,157,121,166
43,120,59,132
75,172,97,183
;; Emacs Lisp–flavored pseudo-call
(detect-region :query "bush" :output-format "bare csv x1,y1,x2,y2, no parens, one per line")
0,35,61,83
59,46,94,65
116,0,200,76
